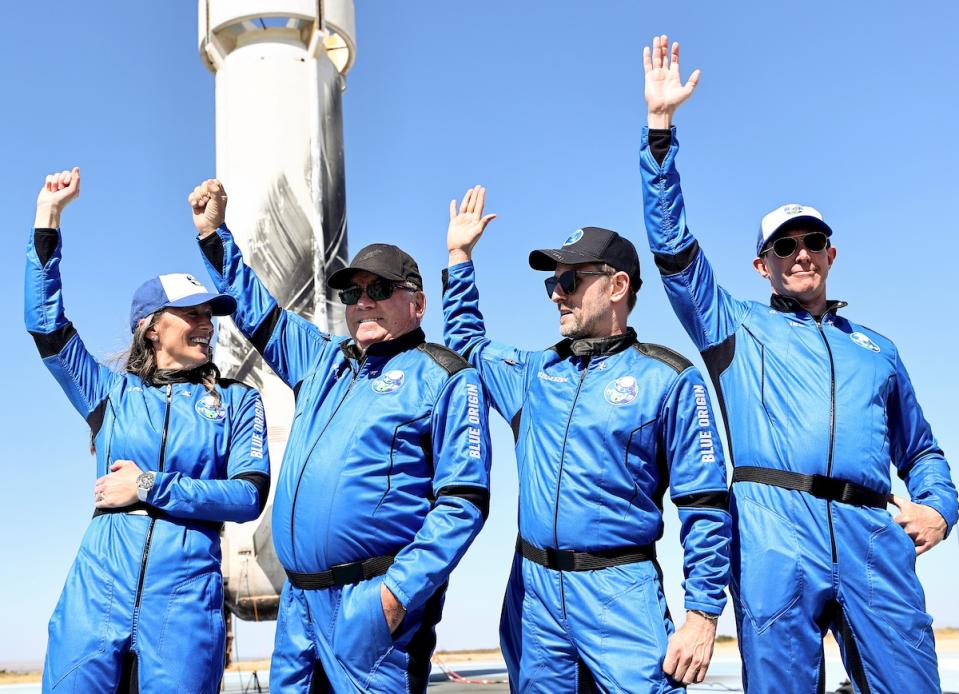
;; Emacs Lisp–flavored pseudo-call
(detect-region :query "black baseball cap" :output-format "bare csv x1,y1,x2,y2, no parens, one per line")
529,227,642,291
327,243,423,290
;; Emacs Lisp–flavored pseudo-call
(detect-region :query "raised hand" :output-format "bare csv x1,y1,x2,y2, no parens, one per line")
188,179,228,238
643,34,701,129
447,185,496,266
35,167,80,228
889,494,948,556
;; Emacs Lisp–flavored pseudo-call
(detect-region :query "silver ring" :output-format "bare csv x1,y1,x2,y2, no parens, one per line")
95,492,104,502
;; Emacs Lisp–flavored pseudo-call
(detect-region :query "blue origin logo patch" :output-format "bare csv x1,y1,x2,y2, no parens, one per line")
372,370,405,394
850,332,880,352
604,376,638,405
195,395,226,421
563,229,584,246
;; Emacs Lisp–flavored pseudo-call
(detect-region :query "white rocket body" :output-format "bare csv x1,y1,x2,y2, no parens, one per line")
198,0,356,621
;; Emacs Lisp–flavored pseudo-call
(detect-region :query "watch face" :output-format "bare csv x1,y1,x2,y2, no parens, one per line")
137,472,155,490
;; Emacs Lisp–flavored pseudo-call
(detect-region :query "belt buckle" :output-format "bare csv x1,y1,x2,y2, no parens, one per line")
546,547,577,572
330,561,365,586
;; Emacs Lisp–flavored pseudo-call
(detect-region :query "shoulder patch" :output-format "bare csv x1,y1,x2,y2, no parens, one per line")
418,342,471,377
633,342,693,374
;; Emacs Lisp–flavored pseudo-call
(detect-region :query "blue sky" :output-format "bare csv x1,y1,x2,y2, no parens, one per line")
2,1,958,664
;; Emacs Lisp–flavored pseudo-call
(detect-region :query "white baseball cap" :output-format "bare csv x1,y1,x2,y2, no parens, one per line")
757,204,833,256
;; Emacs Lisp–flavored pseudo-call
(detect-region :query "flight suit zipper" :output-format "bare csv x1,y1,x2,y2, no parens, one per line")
289,355,367,564
132,384,173,641
552,355,591,618
816,316,839,563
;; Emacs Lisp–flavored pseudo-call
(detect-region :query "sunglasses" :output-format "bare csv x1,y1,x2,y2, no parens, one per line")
764,231,830,259
338,278,417,305
544,269,612,297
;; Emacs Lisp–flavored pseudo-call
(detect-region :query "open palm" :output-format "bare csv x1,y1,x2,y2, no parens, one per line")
644,34,700,118
447,185,496,257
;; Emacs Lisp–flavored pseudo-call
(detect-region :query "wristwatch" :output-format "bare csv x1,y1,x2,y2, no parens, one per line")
136,471,156,502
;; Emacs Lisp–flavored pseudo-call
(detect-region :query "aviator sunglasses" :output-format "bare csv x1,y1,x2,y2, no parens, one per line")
544,269,612,297
338,278,417,305
764,231,830,259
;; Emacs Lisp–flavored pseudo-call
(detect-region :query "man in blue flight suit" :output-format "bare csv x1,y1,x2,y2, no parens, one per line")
639,35,958,693
188,179,492,693
442,186,732,691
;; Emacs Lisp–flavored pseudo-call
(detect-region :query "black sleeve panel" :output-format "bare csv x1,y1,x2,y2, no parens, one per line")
441,267,450,293
250,305,284,355
233,471,271,515
86,398,109,439
199,232,225,271
30,323,77,358
672,490,729,511
648,128,672,165
510,408,523,443
34,229,59,266
653,240,700,276
436,484,490,521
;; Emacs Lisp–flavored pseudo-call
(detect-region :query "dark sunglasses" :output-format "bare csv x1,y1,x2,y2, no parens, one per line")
338,278,417,305
764,231,830,259
544,269,612,297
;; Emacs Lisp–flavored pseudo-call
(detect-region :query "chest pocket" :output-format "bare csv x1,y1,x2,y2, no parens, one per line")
604,386,660,511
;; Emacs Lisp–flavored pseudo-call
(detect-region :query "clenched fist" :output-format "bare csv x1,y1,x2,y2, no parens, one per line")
35,167,80,228
188,179,228,238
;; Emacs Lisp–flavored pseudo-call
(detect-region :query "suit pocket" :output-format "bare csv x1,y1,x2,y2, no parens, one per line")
731,496,802,634
867,519,933,649
46,550,116,687
332,578,395,687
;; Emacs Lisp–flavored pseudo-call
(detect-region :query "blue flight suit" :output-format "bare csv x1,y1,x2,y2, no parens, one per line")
25,228,271,693
442,261,731,693
640,127,958,693
198,226,492,693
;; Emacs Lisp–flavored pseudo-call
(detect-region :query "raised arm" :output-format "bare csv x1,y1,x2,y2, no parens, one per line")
25,167,116,421
443,186,531,424
190,180,333,388
640,35,748,353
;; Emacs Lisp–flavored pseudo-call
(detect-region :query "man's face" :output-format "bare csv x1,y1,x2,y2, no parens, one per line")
550,263,615,339
753,228,837,307
344,270,425,351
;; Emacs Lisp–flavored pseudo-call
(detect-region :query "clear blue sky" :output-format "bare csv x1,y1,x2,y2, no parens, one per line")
2,1,958,665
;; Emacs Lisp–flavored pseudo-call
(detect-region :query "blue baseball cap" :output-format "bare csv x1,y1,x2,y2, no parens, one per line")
129,273,236,332
757,204,833,256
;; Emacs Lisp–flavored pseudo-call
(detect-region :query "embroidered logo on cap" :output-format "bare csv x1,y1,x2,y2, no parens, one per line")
850,332,880,352
604,376,638,405
372,370,405,394
563,229,584,246
195,394,226,421
782,205,804,216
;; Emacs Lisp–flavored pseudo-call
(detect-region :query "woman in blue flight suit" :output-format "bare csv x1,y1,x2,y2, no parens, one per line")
25,168,271,693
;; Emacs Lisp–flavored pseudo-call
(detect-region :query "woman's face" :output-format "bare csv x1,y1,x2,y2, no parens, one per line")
147,303,214,370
